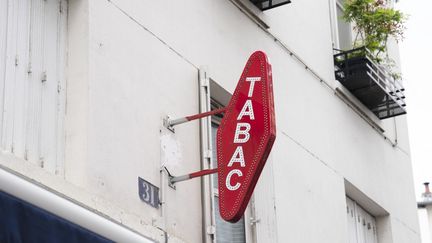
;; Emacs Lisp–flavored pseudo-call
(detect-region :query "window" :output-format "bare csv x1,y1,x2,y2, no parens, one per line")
0,0,67,173
211,100,247,243
346,197,378,243
249,0,292,11
335,0,353,50
332,0,407,120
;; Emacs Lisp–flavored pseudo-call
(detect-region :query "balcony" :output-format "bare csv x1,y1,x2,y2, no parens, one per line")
250,0,291,11
334,47,406,120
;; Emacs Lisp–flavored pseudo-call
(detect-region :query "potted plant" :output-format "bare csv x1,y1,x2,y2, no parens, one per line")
334,0,406,112
342,0,406,60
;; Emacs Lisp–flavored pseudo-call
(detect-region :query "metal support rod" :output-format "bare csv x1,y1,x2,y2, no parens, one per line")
167,107,226,128
169,168,218,185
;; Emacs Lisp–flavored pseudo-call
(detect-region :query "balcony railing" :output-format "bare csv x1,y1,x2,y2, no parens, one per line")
334,47,406,119
250,0,291,11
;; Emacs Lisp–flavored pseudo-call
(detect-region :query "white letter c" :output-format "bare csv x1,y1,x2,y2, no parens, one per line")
226,169,243,191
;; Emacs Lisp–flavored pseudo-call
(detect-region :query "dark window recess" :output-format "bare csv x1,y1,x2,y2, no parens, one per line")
334,47,406,120
250,0,291,11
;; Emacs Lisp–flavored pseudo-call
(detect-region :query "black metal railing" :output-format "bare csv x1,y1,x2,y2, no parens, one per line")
334,47,406,119
250,0,291,11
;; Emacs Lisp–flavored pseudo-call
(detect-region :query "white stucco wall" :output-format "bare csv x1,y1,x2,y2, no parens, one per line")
418,208,431,243
418,206,432,243
0,0,420,242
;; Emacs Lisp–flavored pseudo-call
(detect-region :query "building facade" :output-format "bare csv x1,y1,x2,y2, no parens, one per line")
0,0,421,242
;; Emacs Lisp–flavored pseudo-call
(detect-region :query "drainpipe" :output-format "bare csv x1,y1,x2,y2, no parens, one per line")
199,67,216,243
393,117,398,146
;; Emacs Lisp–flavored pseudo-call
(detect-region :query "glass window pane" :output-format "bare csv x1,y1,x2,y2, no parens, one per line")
336,4,353,50
211,121,246,243
214,197,246,243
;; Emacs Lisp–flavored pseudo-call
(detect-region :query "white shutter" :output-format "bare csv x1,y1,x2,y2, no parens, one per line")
1,0,17,151
12,0,31,159
0,0,10,145
365,211,378,243
355,205,367,243
346,196,378,243
346,197,358,243
0,0,67,174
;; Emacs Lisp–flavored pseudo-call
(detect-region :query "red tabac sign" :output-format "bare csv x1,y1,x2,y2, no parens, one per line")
217,51,276,223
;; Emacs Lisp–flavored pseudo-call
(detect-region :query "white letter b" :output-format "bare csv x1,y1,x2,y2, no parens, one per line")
234,123,251,143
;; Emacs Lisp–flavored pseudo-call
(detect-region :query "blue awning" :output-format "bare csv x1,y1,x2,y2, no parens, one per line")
0,190,114,243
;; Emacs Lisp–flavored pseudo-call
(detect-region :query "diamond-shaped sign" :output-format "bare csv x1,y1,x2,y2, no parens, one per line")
217,51,276,222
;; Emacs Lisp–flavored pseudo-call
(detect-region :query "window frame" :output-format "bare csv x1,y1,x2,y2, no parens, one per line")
329,0,385,130
330,0,355,50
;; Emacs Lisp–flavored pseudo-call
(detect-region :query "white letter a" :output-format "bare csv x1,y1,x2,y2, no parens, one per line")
228,146,245,167
237,100,255,120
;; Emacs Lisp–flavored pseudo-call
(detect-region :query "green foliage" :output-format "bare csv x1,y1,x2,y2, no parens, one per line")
342,0,406,61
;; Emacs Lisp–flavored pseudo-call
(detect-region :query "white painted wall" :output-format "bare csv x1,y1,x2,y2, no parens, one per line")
418,208,431,243
0,0,420,242
418,206,432,243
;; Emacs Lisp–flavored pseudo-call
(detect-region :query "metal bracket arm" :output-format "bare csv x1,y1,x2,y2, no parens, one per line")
164,167,218,188
165,107,226,130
